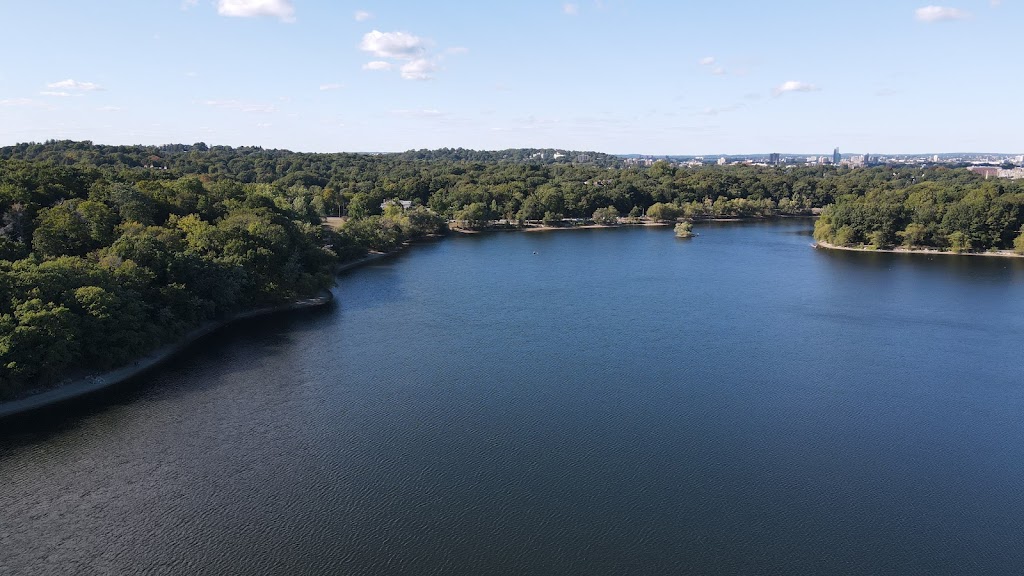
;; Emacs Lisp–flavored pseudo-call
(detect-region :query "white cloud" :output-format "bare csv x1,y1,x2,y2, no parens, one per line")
773,80,819,96
0,98,35,107
563,3,579,15
400,58,440,81
319,83,343,91
358,30,451,81
47,79,103,91
97,105,122,112
699,56,716,66
40,91,72,97
359,30,428,60
446,46,469,55
181,0,198,9
914,5,971,21
712,67,726,76
203,99,276,113
217,0,295,22
393,108,445,118
354,10,372,21
991,0,1001,6
362,61,393,71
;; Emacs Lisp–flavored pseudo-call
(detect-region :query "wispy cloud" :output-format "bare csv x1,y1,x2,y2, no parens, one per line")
362,61,394,71
47,79,103,91
773,80,819,97
700,57,727,76
354,10,372,21
181,0,198,9
319,83,343,91
563,3,579,15
392,108,446,118
700,104,743,116
217,0,295,22
97,105,122,112
203,99,277,113
914,5,971,21
40,91,72,97
401,59,440,81
0,98,34,107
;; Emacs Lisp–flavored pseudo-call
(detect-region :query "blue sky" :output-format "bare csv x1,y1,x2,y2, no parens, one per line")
0,0,1019,154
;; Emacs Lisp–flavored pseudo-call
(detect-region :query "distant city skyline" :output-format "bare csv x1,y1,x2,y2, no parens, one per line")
1,1,1021,154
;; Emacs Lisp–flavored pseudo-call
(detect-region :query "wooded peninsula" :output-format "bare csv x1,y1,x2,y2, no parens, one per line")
2,140,1023,401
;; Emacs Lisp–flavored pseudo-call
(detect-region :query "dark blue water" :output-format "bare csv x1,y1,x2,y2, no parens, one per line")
3,221,1024,575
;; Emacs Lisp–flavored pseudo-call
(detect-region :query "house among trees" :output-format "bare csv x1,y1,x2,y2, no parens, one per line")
380,199,413,211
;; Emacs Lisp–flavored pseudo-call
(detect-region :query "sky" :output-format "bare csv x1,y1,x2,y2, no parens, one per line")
0,0,1020,155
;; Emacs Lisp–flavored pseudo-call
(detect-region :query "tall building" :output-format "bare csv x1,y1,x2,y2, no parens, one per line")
833,148,841,165
769,153,781,166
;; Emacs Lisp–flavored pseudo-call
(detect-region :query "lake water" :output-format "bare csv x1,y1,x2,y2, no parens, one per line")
3,221,1024,575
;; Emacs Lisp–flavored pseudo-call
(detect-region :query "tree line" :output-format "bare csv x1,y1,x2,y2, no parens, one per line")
813,179,1024,253
2,139,1018,398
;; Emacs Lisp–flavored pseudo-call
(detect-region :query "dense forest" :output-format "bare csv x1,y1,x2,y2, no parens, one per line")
2,140,1023,400
813,178,1024,253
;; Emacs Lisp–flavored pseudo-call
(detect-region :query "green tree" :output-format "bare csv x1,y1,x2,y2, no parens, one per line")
646,202,680,222
542,211,564,226
32,199,113,257
947,230,971,253
455,202,490,229
592,206,620,225
898,223,928,248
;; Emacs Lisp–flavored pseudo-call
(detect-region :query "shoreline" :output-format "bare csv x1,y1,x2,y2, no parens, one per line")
0,246,420,420
0,239,435,421
0,249,414,420
1,221,828,420
521,221,669,233
0,291,334,420
814,239,1024,258
452,215,814,234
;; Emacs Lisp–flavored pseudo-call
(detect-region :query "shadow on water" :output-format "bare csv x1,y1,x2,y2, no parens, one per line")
0,302,336,447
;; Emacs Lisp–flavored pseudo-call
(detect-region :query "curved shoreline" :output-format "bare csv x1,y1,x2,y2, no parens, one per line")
0,291,335,420
23,227,1010,421
0,244,429,421
814,239,1024,258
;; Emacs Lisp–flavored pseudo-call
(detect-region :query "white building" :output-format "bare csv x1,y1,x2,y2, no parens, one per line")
380,199,413,211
